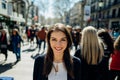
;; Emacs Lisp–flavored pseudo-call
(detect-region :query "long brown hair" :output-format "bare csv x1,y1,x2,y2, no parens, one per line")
43,23,74,78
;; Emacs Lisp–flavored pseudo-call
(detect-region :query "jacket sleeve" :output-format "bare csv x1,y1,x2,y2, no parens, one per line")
73,56,82,80
33,56,44,80
74,49,81,60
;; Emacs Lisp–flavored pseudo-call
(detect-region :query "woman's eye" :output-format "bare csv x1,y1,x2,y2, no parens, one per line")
51,38,56,41
61,38,67,42
61,39,66,41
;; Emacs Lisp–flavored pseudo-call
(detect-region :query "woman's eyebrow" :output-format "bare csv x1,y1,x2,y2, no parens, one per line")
51,36,67,38
62,37,67,39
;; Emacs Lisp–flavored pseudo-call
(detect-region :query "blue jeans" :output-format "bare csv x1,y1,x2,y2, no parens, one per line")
38,39,46,50
12,44,21,60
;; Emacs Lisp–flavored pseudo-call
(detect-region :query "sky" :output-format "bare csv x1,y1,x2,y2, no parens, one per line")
34,0,80,18
45,0,54,18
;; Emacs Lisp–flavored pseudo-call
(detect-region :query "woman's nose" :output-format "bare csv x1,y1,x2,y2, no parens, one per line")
56,41,61,46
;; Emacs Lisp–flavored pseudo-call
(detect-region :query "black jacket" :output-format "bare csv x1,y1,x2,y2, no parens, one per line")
33,54,81,80
74,49,110,80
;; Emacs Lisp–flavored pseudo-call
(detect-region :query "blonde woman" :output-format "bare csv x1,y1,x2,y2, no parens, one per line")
74,26,109,80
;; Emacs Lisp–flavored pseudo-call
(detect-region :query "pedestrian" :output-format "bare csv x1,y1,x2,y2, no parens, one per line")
33,23,81,80
109,35,120,80
30,25,36,46
97,28,114,80
73,27,81,50
26,26,31,43
10,28,23,62
97,28,114,57
74,26,108,80
0,29,9,61
37,26,46,52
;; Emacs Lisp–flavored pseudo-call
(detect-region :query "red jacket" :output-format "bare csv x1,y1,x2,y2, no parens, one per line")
110,50,120,70
37,29,46,40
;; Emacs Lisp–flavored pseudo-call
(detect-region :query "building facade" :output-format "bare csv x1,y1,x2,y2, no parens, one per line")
69,1,82,27
0,0,39,30
90,0,120,29
69,0,91,28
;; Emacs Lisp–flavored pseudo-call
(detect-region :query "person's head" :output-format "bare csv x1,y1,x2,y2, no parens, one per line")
47,23,72,56
114,35,120,51
66,25,72,32
31,25,34,29
41,26,45,30
1,29,6,35
81,26,104,64
97,29,114,52
44,23,73,78
12,28,18,35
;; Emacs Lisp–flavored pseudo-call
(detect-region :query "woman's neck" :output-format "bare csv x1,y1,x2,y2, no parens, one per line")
54,55,63,63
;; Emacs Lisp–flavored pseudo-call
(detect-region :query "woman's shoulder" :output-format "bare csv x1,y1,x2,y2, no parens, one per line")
74,49,81,59
72,56,81,64
35,54,46,63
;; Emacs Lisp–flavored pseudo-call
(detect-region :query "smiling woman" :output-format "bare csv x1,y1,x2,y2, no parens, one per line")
33,23,82,80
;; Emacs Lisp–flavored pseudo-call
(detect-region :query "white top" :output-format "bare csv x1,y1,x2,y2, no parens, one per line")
48,62,67,80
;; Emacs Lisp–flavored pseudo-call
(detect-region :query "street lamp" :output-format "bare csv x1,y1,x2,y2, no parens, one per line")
80,0,86,29
97,0,104,29
31,0,36,25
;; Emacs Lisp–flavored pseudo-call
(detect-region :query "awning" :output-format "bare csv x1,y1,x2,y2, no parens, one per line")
0,14,10,22
10,16,25,22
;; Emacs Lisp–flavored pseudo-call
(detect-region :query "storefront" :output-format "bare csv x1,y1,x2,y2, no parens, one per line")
0,14,10,29
111,21,120,29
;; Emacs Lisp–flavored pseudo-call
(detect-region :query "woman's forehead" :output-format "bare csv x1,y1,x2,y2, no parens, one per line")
51,31,66,37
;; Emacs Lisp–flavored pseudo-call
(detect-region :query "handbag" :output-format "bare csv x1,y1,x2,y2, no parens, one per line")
0,44,7,48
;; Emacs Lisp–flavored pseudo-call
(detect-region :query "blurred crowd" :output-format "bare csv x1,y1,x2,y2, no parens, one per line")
0,24,120,80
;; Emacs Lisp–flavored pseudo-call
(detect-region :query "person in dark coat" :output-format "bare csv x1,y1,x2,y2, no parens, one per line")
74,26,109,80
10,29,23,62
33,23,81,80
0,29,8,61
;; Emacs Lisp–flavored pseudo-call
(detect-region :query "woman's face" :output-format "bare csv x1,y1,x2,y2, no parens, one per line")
2,31,6,35
50,31,68,55
13,30,17,35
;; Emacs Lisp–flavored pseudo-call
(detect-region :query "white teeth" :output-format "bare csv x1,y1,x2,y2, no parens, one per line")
55,47,62,51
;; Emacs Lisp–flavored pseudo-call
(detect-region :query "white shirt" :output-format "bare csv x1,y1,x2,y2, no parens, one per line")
48,62,67,80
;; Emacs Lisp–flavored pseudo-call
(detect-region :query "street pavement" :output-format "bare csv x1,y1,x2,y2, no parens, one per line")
0,42,36,80
0,41,76,80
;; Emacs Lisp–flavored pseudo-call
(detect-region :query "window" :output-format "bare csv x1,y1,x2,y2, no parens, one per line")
2,0,6,9
112,9,116,18
118,8,120,17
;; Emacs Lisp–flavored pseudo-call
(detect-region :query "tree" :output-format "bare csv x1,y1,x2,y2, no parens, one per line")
39,15,45,25
25,0,47,25
25,0,33,26
52,0,76,23
34,0,49,17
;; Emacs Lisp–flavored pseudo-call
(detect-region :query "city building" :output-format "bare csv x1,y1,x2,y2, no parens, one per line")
90,0,120,29
0,0,10,29
69,1,82,27
0,0,39,31
69,0,91,28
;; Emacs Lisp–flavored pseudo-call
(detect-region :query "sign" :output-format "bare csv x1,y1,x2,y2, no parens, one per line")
84,6,90,21
34,16,38,21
